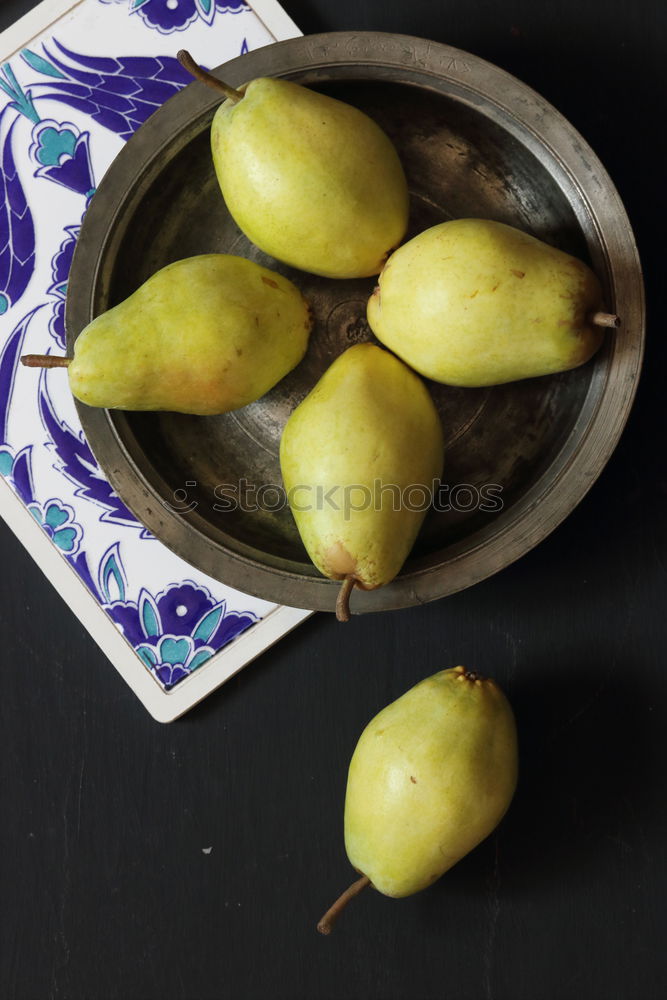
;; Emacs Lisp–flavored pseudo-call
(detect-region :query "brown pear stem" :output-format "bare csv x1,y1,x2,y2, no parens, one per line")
590,311,620,328
336,575,356,623
177,50,243,103
21,354,70,369
317,875,370,935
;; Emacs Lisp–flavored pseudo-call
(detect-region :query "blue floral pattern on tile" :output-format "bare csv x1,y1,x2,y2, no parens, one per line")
0,119,36,315
0,4,272,693
30,41,197,140
0,443,36,504
28,497,83,553
0,62,39,122
91,544,258,689
30,119,95,197
0,438,82,554
99,0,249,35
32,120,76,164
1,60,96,205
0,446,13,478
0,307,42,442
38,374,144,532
48,224,79,350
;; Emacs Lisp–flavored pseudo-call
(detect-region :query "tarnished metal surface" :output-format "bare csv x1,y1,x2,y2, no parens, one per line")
66,32,645,613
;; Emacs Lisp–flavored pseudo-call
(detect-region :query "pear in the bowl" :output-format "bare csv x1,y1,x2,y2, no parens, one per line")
178,51,409,280
22,254,312,415
280,343,444,620
367,218,618,386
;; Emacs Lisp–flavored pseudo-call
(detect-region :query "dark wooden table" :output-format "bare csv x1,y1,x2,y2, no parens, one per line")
1,1,664,998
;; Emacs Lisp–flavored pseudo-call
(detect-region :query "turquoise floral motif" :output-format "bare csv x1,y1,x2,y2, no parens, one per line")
32,122,77,165
29,119,95,197
91,544,258,690
0,433,82,557
28,498,83,554
137,635,214,687
0,447,15,478
0,440,38,507
20,49,67,80
132,587,227,686
0,56,96,198
0,62,39,122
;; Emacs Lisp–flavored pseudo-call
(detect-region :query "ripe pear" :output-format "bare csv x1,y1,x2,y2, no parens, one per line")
22,255,312,414
178,51,409,280
318,666,518,933
280,343,444,620
367,218,619,386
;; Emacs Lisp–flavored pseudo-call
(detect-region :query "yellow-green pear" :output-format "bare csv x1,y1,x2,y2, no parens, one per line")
22,254,312,415
318,666,518,933
367,218,619,386
280,343,444,620
179,51,409,280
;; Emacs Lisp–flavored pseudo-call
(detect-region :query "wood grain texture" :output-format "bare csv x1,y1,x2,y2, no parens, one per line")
1,0,665,997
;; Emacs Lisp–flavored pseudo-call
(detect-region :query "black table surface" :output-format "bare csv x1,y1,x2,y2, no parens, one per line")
1,1,664,998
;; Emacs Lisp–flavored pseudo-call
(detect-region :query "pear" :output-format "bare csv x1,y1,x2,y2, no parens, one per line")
178,51,409,280
279,343,444,620
367,218,619,386
318,666,518,933
21,254,312,414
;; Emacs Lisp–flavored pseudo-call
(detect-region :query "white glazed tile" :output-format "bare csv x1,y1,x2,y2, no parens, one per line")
0,0,310,721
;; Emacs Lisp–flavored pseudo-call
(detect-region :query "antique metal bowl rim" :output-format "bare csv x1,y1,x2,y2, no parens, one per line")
66,31,645,614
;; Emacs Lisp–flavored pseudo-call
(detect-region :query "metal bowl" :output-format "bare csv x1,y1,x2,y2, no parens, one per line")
67,32,644,614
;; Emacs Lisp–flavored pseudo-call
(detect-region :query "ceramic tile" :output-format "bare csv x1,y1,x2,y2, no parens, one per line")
0,0,309,721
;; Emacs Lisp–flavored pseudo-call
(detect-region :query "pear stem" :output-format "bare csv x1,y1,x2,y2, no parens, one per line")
177,50,243,104
590,311,620,328
336,575,356,623
21,354,71,369
317,874,370,935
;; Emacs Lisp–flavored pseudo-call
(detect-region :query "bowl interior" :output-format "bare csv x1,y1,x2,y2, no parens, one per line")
100,77,603,580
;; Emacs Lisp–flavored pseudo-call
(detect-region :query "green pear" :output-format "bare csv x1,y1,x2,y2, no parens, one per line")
280,343,444,620
318,666,518,933
179,51,409,280
367,218,618,386
22,255,312,415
